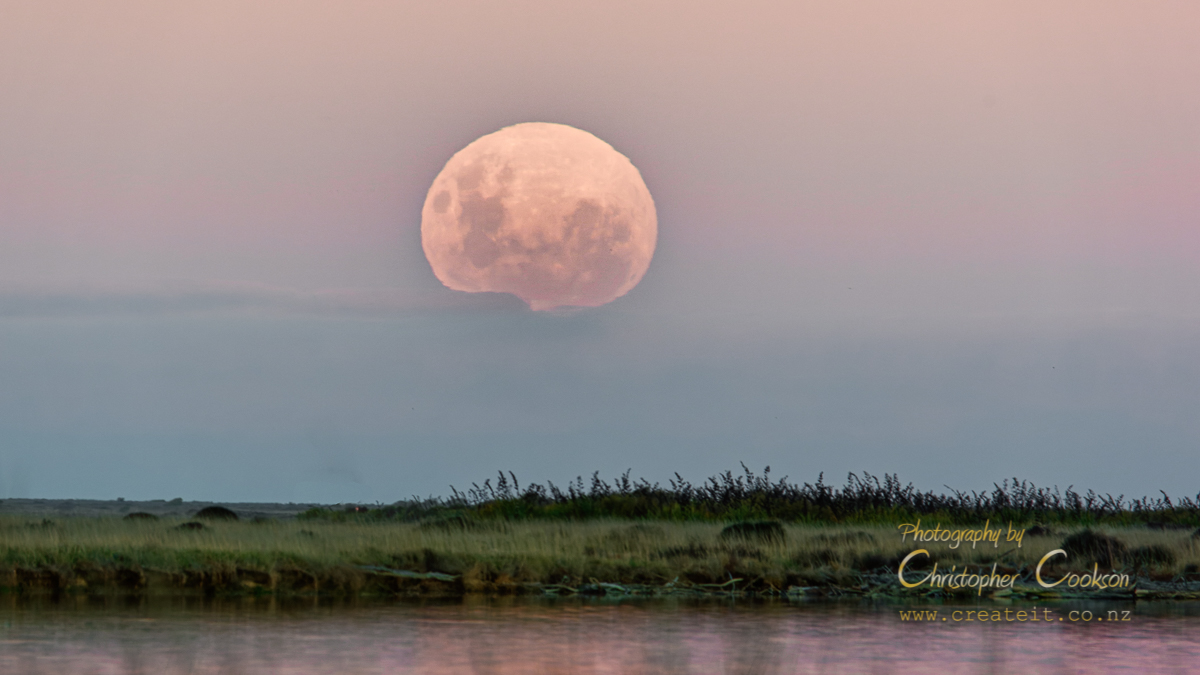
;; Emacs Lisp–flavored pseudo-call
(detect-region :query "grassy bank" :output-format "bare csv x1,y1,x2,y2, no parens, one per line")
5,470,1199,598
3,514,1200,598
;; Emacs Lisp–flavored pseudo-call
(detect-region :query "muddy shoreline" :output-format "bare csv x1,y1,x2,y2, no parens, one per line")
5,566,1200,601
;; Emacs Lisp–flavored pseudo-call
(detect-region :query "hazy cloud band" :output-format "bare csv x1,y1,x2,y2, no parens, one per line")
0,283,525,318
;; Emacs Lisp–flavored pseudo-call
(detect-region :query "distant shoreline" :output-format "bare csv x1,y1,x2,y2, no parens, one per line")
0,498,332,520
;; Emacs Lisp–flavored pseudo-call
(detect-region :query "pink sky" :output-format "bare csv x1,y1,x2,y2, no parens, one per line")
3,1,1197,288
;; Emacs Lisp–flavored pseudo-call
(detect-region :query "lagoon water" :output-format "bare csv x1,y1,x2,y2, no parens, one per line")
2,597,1199,674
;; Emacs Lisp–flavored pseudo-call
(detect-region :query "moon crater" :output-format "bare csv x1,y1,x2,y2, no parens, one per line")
421,123,657,311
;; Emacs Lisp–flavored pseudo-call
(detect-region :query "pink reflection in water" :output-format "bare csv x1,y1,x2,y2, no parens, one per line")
1,598,1198,674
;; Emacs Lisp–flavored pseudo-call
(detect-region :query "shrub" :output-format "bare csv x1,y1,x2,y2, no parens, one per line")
122,512,159,521
1061,530,1127,567
194,506,239,521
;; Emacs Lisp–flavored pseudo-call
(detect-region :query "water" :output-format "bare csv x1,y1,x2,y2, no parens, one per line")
2,596,1199,674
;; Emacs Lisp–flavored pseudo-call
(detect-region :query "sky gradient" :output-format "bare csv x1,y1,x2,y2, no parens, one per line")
1,1,1198,502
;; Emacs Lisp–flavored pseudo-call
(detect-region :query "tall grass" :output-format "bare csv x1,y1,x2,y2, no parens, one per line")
310,465,1200,527
5,516,1198,593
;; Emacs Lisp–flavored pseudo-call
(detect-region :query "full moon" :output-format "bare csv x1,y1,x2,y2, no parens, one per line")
421,123,657,311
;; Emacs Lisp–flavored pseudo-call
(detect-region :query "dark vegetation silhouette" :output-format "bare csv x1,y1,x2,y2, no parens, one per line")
122,512,159,521
194,506,239,521
301,464,1200,527
1061,529,1127,567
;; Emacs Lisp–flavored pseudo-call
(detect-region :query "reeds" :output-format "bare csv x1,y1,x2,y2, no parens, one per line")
312,465,1200,528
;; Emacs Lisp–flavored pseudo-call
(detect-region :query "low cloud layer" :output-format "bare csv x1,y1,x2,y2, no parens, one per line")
0,283,525,318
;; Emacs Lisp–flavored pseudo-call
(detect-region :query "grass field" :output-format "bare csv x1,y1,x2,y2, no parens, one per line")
3,513,1198,597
